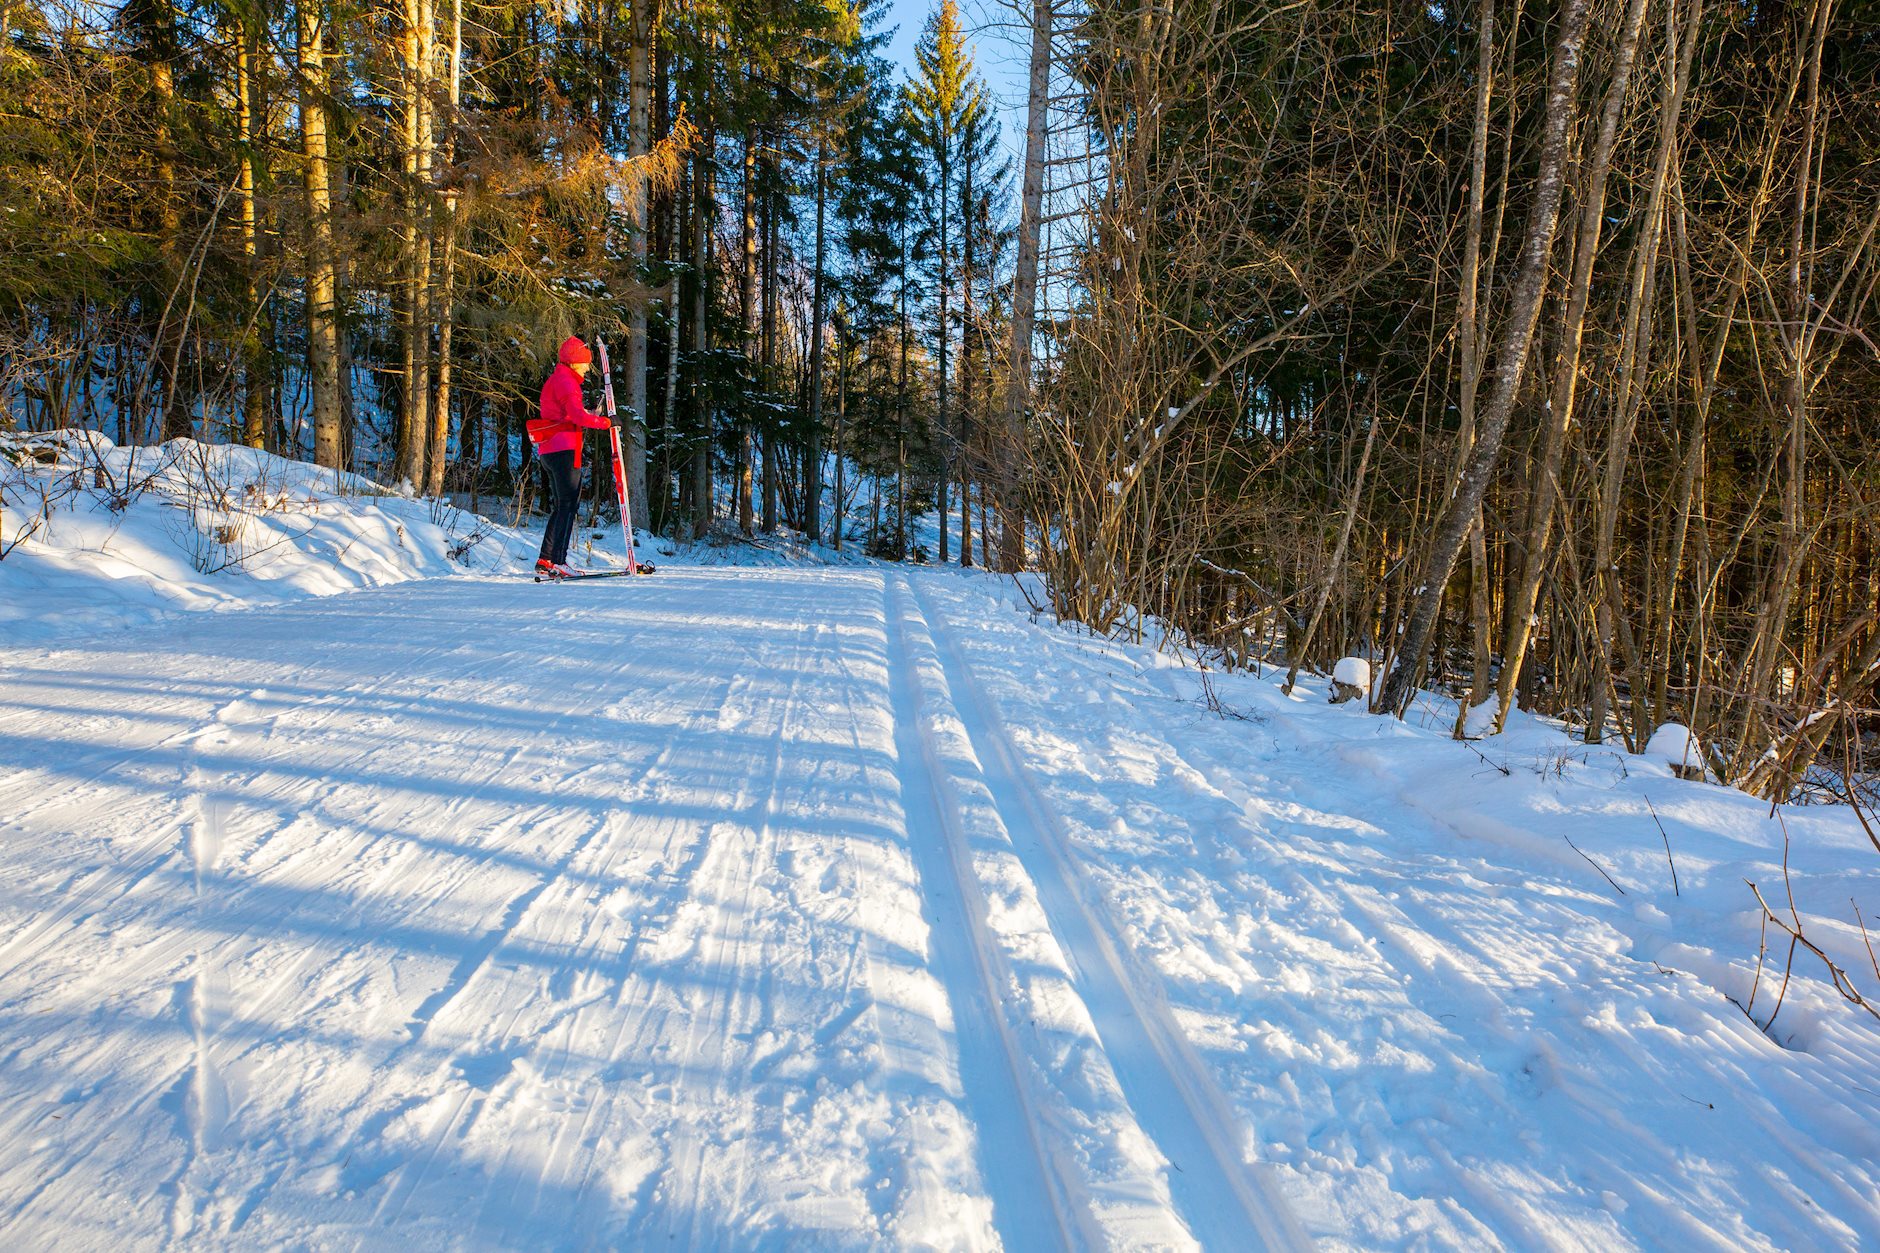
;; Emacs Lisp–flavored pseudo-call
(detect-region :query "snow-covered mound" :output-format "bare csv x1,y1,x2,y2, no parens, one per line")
1332,656,1371,690
0,431,537,646
1642,721,1711,778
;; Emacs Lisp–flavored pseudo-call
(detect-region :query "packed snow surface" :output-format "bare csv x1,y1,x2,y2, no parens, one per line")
2,452,1878,1248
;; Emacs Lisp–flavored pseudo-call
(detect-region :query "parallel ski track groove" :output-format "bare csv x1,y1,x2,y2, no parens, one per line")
911,578,1310,1252
886,575,1090,1252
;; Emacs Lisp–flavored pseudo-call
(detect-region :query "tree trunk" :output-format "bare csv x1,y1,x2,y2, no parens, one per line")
806,142,827,543
1494,0,1660,734
1377,0,1594,717
689,134,713,538
1443,0,1500,727
999,0,1051,571
936,134,951,566
148,0,193,443
761,167,779,532
959,136,975,568
623,0,660,527
298,0,344,471
1733,0,1837,781
425,0,462,498
738,126,757,535
396,0,435,490
237,16,275,451
833,319,847,550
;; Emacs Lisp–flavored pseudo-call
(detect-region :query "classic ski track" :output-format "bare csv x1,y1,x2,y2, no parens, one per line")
823,586,971,1242
886,574,1090,1251
911,578,1311,1252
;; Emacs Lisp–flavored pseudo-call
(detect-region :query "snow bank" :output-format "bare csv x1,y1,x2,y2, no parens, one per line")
0,431,540,647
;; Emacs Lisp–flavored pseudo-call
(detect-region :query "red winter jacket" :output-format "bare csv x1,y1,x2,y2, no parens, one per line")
528,364,609,466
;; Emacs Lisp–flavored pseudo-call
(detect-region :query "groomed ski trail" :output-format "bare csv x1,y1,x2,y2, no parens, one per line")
3,567,1311,1248
883,576,1091,1250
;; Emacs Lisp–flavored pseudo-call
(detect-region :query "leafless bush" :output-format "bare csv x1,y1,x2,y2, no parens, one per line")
1737,813,1880,1037
164,440,311,575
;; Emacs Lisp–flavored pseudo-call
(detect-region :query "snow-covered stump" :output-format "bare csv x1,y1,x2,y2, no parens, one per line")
1643,722,1710,781
1331,656,1371,705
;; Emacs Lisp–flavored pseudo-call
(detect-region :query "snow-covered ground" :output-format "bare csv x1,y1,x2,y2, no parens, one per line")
3,441,1878,1249
0,431,545,644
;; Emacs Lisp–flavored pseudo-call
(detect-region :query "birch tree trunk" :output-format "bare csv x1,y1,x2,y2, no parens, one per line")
1494,0,1662,734
1377,0,1595,717
1449,0,1496,725
998,0,1051,571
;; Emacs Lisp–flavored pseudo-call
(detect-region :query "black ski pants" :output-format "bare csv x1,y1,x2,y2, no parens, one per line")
537,449,582,565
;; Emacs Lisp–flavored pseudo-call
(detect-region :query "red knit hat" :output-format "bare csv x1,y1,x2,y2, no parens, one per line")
558,335,592,366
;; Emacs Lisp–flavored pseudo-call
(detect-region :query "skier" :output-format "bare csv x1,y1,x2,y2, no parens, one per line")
528,336,614,579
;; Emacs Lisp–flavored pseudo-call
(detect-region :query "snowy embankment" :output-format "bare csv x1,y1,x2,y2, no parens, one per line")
0,431,547,644
0,450,1876,1248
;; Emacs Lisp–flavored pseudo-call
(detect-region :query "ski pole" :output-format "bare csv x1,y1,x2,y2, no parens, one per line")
595,336,639,574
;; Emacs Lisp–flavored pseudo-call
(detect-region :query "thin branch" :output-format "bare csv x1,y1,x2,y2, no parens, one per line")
1565,834,1626,897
